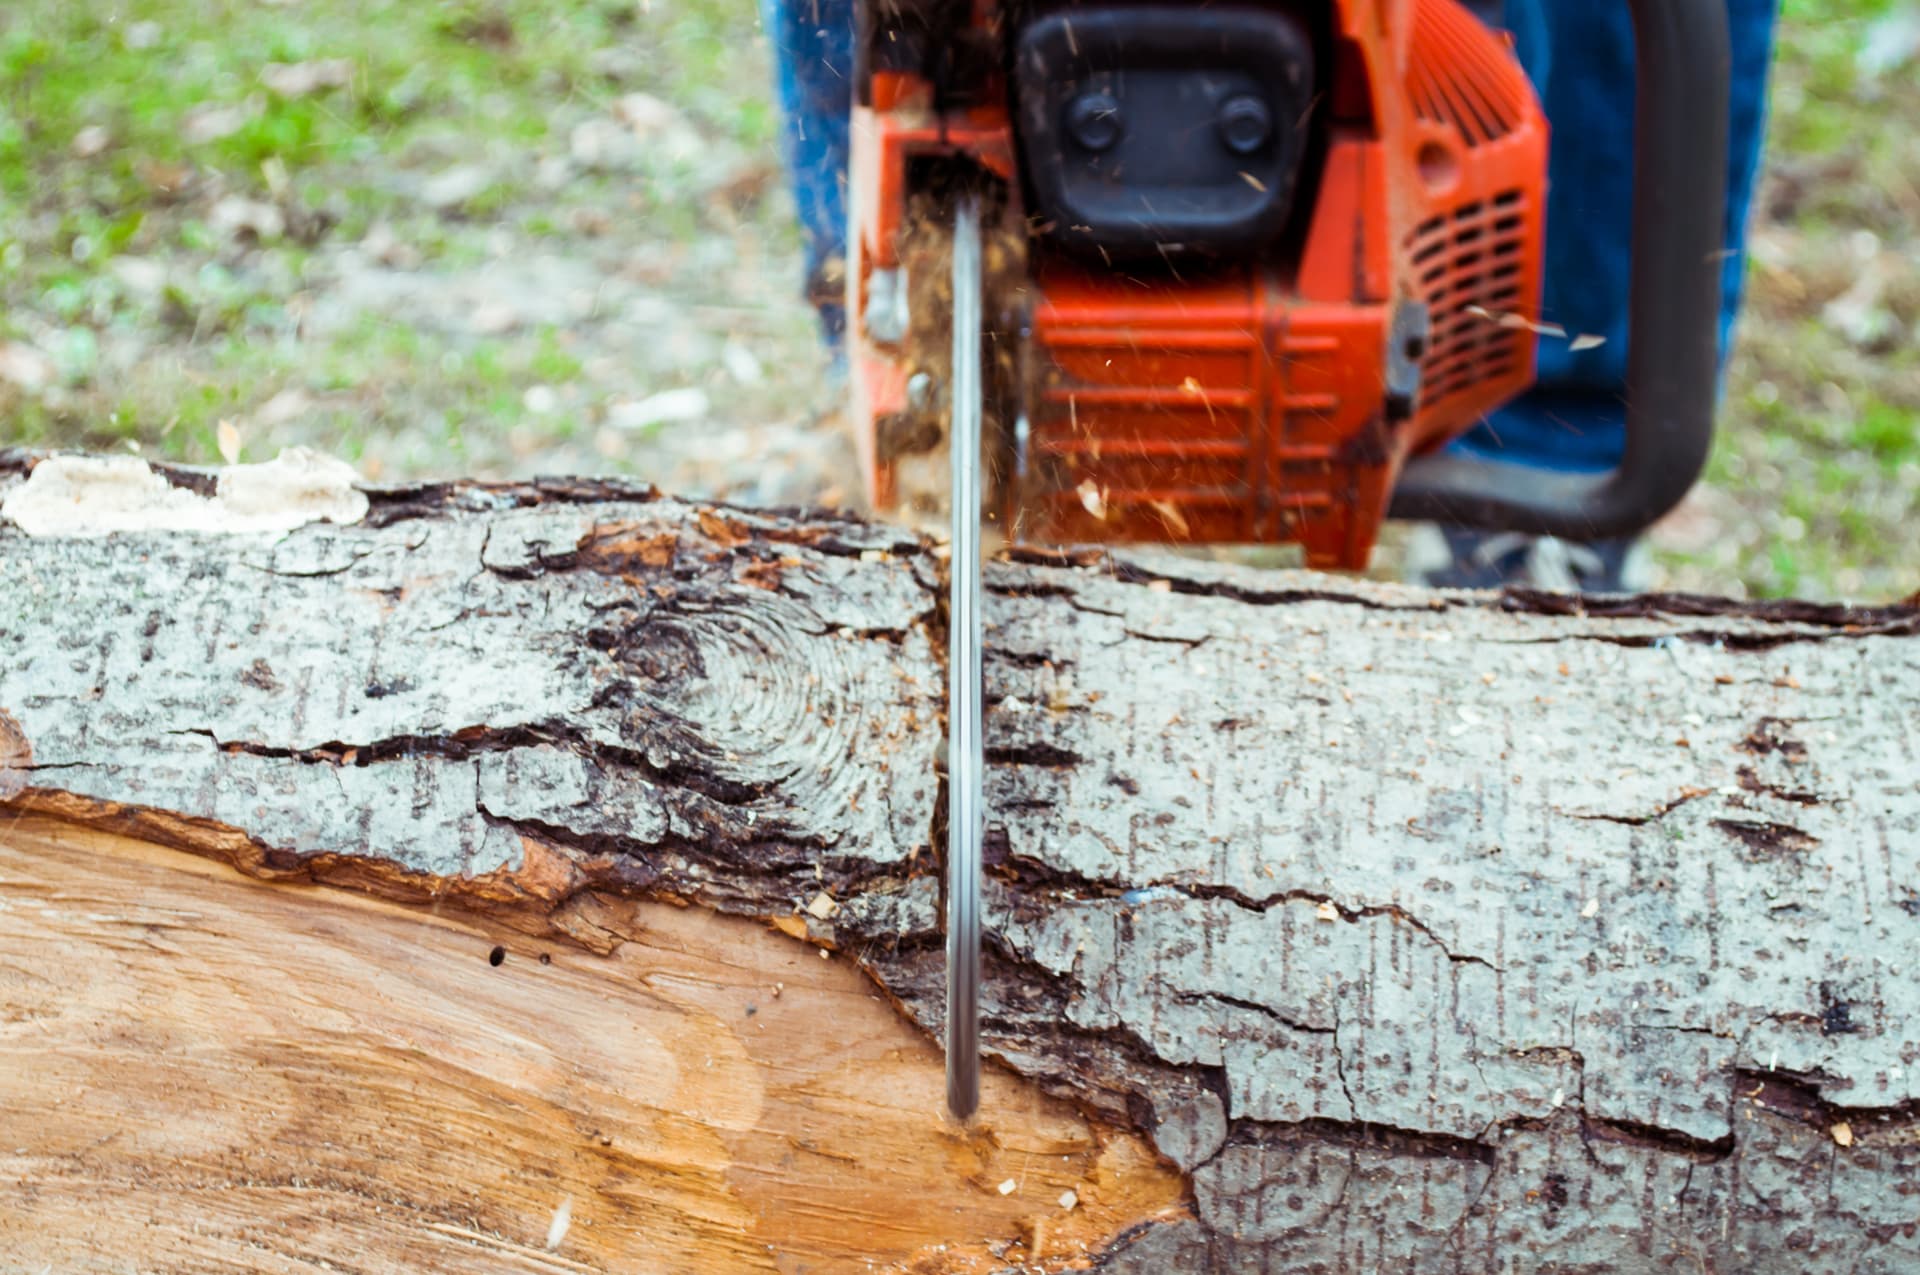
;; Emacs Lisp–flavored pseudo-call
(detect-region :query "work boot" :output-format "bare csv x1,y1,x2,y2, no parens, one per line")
807,253,848,344
1404,525,1652,594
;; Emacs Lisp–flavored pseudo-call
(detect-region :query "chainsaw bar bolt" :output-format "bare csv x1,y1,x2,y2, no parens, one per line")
906,371,938,413
1215,94,1272,155
1064,91,1124,152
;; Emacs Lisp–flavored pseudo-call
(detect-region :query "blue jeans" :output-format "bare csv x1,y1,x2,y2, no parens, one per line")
760,0,853,339
1467,0,1779,471
765,0,1778,473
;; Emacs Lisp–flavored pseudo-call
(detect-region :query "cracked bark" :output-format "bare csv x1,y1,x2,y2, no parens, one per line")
3,453,1919,1273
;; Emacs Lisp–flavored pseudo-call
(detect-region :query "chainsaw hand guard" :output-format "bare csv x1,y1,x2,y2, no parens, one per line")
1389,0,1733,541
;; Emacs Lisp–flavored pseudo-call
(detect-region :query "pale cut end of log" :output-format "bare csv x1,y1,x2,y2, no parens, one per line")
0,449,367,537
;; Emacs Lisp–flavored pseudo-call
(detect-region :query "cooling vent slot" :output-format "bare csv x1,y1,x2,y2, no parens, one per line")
1406,0,1529,147
1407,188,1531,410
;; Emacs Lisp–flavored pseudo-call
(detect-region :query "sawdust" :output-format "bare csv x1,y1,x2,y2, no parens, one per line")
885,192,1032,532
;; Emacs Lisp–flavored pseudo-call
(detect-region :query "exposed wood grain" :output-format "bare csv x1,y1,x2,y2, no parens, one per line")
0,815,1182,1273
3,454,1918,1272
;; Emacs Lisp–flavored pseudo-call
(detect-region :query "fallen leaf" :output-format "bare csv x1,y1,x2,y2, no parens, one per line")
612,91,691,142
0,343,56,395
610,387,710,432
707,160,778,209
1831,1122,1854,1148
1822,257,1895,348
570,118,640,172
135,157,194,199
360,222,421,269
260,58,354,98
419,164,493,211
469,302,520,336
71,125,112,159
569,205,612,235
253,388,312,428
208,194,286,244
182,99,261,145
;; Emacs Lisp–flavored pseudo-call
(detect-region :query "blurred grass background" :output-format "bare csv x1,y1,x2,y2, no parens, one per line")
0,0,1915,599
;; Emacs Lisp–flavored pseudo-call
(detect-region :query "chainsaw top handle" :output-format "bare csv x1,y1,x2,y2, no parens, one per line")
1388,0,1733,542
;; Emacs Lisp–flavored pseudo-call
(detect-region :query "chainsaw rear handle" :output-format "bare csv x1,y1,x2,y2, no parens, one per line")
1389,0,1733,541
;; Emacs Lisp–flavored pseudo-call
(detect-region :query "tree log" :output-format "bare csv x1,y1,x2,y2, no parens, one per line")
2,455,1918,1273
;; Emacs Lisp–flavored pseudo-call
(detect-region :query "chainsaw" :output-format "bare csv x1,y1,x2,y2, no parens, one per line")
841,0,1732,1117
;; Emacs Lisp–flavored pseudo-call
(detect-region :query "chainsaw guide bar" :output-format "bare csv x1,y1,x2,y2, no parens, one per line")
945,193,985,1122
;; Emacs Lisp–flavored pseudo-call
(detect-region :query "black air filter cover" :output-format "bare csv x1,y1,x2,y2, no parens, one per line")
1015,5,1317,257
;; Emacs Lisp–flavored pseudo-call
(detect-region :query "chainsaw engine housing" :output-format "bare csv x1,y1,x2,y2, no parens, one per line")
1014,6,1317,256
848,0,1551,568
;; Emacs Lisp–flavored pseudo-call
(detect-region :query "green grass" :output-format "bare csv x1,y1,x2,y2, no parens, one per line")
1649,0,1920,599
0,0,817,483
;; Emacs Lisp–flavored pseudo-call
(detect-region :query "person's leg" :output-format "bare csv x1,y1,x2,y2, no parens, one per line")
1415,0,1779,590
760,0,856,343
1455,0,1779,474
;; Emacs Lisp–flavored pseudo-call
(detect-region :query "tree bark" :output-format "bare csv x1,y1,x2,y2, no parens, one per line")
2,453,1918,1273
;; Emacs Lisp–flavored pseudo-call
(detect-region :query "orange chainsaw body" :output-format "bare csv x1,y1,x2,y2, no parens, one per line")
848,0,1550,568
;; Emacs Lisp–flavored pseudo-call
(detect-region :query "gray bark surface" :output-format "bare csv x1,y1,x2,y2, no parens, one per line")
3,454,1918,1272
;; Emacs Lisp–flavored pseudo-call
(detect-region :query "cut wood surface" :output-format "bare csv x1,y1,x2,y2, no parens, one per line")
0,815,1178,1273
2,454,1918,1273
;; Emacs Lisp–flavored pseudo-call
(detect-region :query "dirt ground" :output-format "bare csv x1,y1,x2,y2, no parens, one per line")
1,0,1915,600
